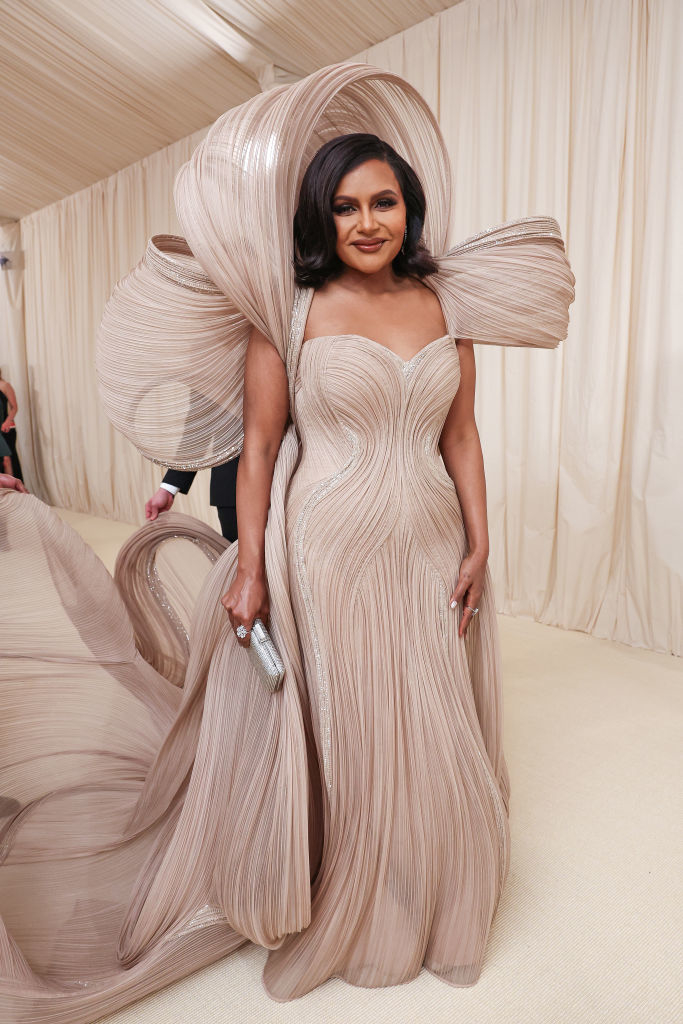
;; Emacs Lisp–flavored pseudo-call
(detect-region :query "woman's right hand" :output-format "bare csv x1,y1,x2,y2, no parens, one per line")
221,569,270,648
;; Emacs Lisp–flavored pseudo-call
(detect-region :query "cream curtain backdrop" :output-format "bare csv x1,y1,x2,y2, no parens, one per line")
3,0,681,655
16,128,214,527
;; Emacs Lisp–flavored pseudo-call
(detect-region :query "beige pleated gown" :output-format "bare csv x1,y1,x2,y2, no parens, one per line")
0,62,574,1023
264,286,510,997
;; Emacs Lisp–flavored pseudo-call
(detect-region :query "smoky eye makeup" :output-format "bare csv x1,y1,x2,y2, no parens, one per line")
332,197,399,215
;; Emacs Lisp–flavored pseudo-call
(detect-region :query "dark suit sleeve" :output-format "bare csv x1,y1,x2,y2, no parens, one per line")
162,468,197,494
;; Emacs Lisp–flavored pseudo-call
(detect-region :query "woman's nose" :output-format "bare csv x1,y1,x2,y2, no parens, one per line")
358,205,378,232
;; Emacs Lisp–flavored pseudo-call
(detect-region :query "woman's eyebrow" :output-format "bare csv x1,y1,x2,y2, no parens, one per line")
333,188,399,202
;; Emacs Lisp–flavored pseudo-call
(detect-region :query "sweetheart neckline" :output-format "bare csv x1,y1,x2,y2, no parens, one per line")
300,332,453,367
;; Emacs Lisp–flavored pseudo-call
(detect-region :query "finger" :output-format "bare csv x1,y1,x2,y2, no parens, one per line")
458,607,472,638
450,576,469,607
234,620,252,648
460,589,483,635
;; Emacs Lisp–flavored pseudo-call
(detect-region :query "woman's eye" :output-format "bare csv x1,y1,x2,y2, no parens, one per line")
333,199,397,215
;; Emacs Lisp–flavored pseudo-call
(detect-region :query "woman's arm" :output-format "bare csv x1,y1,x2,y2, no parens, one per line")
439,338,489,637
0,381,18,432
221,326,290,646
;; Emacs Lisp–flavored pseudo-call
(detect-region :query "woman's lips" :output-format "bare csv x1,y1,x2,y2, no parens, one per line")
352,240,386,252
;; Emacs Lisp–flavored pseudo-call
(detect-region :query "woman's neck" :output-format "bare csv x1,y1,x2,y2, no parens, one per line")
334,263,406,296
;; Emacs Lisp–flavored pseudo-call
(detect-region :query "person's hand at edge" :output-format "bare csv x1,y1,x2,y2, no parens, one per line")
0,474,28,493
145,487,174,521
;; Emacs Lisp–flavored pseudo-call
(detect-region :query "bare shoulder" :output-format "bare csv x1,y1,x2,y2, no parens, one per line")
305,275,446,342
388,276,448,338
304,281,346,340
409,276,446,318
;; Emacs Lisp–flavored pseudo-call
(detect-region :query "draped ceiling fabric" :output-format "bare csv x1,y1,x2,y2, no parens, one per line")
0,0,457,220
1,0,681,656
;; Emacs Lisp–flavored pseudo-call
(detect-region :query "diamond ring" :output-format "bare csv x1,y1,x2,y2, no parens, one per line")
465,605,479,615
236,624,249,639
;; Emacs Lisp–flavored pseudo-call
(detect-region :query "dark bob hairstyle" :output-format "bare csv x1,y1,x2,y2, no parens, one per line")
293,133,439,288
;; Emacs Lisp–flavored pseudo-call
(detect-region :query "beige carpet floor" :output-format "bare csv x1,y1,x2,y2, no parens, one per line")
55,509,683,1024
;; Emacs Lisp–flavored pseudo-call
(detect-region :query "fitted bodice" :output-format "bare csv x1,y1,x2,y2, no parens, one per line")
285,326,476,812
290,332,461,500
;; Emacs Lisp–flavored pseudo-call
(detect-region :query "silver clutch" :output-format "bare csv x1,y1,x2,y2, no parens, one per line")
248,618,285,692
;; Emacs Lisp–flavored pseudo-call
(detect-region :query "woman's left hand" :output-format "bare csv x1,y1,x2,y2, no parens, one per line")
450,550,487,637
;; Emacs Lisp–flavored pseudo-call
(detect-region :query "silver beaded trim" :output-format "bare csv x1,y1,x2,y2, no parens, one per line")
400,336,451,380
287,285,315,412
176,902,227,938
144,235,223,294
145,535,221,647
424,429,434,458
445,216,563,256
431,567,449,644
148,441,243,471
294,425,361,793
287,285,451,384
145,554,190,645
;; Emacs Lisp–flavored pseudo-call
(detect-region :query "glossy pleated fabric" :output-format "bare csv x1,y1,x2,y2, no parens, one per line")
263,291,510,998
0,496,248,1023
96,235,249,471
96,61,453,470
1,61,574,1022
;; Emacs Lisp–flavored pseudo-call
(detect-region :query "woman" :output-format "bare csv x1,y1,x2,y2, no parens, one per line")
0,369,23,482
0,63,573,1022
223,133,498,993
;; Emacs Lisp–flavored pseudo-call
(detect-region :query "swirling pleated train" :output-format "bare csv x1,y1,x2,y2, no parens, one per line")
0,318,512,1021
0,60,574,1022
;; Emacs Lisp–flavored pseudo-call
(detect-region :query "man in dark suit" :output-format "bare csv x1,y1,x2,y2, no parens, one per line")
144,455,240,541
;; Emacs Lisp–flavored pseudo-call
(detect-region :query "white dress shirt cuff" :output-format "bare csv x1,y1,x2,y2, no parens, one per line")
160,482,179,495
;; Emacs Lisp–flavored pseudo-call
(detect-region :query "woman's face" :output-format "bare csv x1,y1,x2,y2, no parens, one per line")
332,158,407,275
